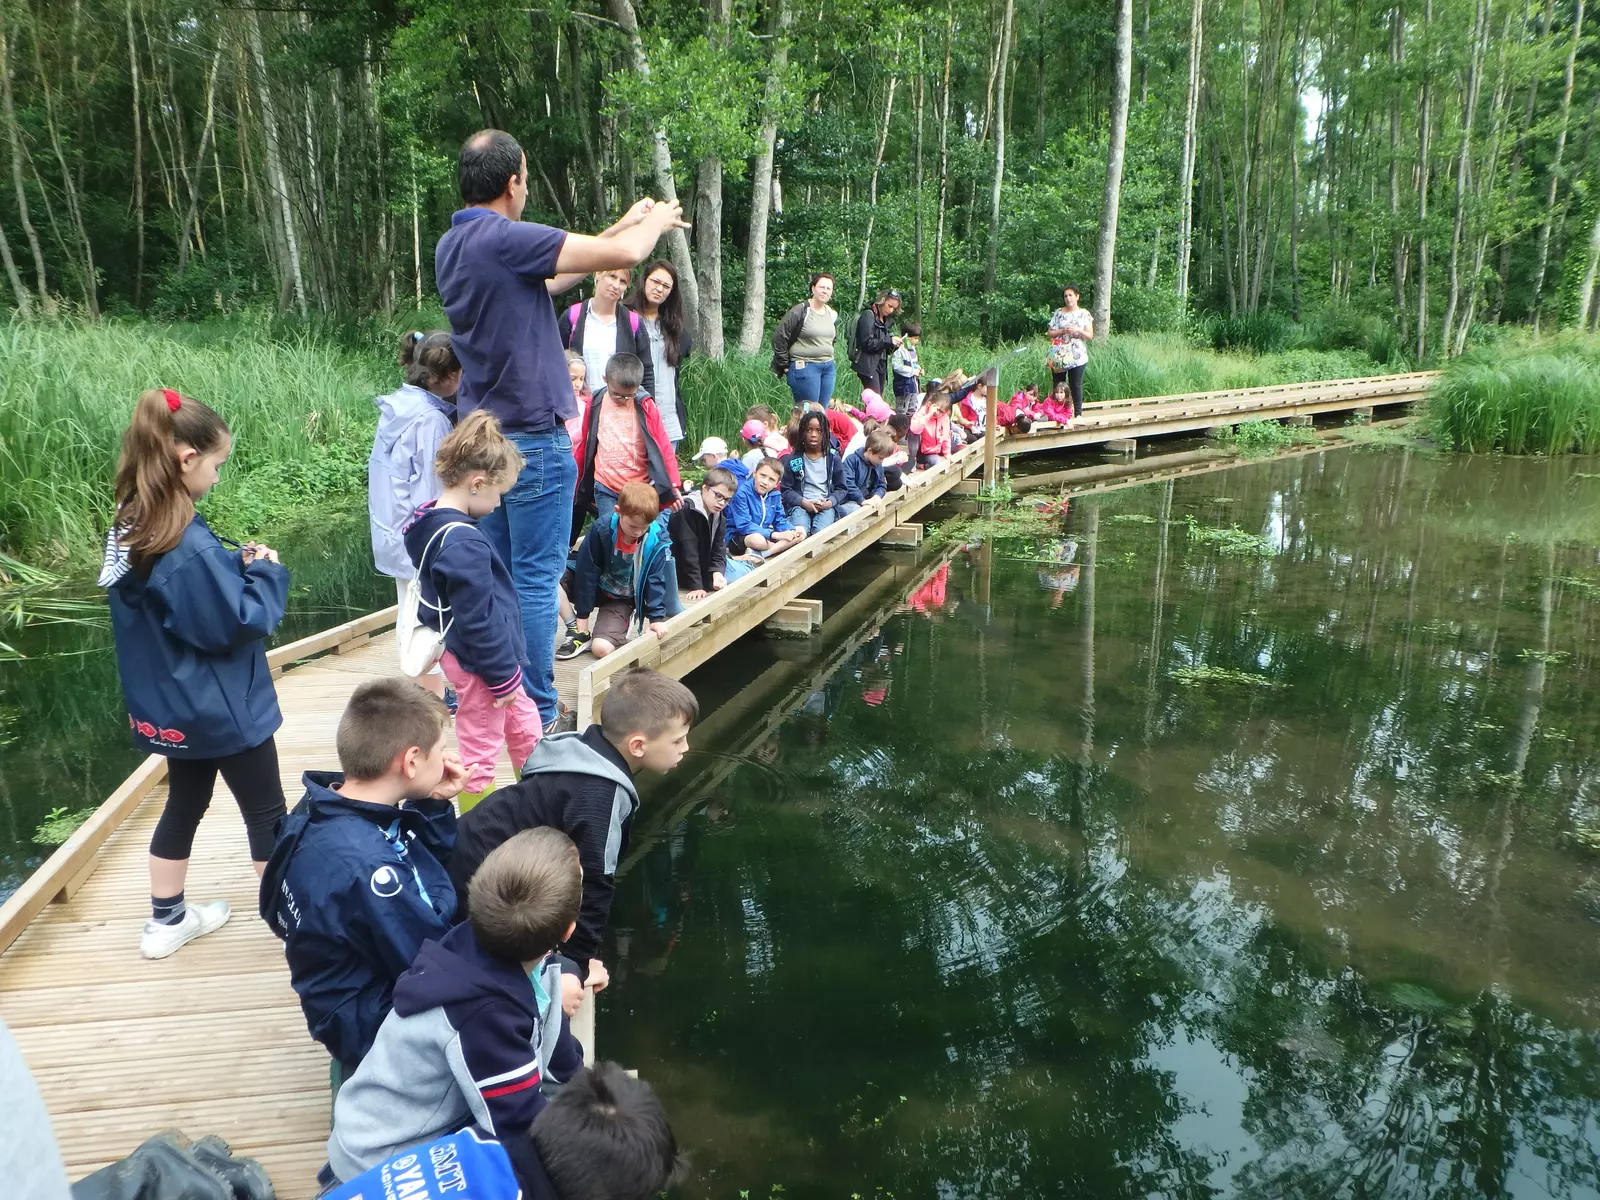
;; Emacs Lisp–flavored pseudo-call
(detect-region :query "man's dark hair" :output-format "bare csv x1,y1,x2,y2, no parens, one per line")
901,321,922,338
702,466,736,492
458,130,524,205
337,679,450,781
531,1062,678,1200
604,353,646,391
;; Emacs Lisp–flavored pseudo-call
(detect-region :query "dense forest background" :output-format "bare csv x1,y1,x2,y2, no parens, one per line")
2,0,1600,357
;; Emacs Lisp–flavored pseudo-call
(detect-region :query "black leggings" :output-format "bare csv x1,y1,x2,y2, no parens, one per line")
1052,364,1086,417
151,737,287,863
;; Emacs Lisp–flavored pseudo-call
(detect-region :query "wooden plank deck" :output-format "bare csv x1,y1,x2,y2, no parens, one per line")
0,372,1431,1196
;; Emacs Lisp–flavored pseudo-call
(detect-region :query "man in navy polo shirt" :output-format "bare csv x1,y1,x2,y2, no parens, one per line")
436,129,687,730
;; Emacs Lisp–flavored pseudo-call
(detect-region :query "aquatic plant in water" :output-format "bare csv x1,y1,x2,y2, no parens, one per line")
34,805,94,846
1169,665,1282,688
1429,337,1600,454
1209,419,1320,452
1184,516,1275,557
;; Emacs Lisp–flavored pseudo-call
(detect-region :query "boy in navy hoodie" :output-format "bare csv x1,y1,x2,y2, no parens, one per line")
326,829,585,1191
842,429,895,508
260,679,465,1083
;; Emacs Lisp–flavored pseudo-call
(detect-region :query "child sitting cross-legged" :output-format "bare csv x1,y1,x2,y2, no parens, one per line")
780,410,851,536
843,429,896,508
450,668,696,1006
722,455,804,583
565,481,678,662
324,1061,679,1200
260,679,466,1087
324,828,586,1191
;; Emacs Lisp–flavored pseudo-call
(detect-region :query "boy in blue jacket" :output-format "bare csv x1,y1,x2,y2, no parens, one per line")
260,679,465,1084
842,428,895,507
779,410,850,535
722,456,804,583
568,481,679,661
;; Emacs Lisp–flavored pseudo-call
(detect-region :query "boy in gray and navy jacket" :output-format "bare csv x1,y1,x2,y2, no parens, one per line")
326,829,585,1192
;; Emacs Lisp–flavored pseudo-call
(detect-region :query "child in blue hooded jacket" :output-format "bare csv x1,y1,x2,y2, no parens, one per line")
100,388,290,961
722,456,804,583
569,481,679,660
404,411,540,811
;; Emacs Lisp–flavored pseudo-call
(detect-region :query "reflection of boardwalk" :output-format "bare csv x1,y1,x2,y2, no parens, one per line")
0,371,1430,1196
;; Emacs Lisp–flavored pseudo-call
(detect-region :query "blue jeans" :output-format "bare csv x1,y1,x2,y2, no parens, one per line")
594,482,619,523
477,427,578,724
788,505,837,535
787,360,836,407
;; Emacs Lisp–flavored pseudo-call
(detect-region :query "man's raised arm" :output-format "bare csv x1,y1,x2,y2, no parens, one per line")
547,199,690,293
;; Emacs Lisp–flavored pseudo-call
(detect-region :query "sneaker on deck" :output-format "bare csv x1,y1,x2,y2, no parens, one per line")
555,630,591,661
543,703,577,737
444,684,459,716
140,900,231,960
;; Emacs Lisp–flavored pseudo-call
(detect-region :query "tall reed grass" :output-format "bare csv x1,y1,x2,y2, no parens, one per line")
1430,337,1600,455
0,321,386,565
0,318,1399,570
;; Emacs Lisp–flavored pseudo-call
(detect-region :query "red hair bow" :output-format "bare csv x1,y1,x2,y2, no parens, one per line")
162,388,182,412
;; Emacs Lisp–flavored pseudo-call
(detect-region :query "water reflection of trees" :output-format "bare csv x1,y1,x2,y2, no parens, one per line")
602,449,1600,1198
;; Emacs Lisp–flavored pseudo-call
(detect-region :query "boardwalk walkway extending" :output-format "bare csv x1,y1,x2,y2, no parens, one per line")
0,372,1433,1197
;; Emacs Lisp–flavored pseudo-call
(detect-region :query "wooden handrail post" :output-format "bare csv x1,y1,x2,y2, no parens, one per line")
983,385,999,490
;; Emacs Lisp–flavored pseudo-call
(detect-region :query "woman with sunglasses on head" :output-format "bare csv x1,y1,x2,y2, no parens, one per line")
850,288,903,397
626,261,693,450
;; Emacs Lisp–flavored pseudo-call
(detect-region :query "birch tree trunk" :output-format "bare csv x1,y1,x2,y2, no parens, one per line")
856,52,899,311
1389,2,1407,332
0,14,44,309
1579,202,1600,329
608,0,700,338
1416,0,1433,362
929,5,954,314
914,33,926,314
176,48,223,276
1175,0,1203,300
30,33,97,314
983,0,1015,307
1441,0,1487,355
1094,0,1134,337
1530,0,1585,327
693,0,730,358
126,0,144,307
737,0,791,353
246,6,307,316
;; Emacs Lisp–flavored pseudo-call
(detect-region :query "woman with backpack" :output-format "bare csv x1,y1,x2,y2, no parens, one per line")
770,273,840,408
627,261,693,450
558,268,657,402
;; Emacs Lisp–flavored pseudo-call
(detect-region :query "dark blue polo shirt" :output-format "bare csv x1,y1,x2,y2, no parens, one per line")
435,209,573,433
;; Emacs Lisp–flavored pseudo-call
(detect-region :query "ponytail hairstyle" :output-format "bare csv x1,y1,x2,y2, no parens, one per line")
625,261,686,368
112,389,231,567
398,330,460,391
434,410,524,490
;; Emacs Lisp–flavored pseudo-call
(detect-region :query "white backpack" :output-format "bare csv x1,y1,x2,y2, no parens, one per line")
396,522,471,677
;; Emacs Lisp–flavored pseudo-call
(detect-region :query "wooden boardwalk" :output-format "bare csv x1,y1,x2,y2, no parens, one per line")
0,372,1433,1197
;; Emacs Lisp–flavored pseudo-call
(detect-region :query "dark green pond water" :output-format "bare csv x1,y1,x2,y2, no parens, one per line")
598,446,1600,1199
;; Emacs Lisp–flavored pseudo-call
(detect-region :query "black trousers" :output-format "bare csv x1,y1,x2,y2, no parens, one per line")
151,736,287,863
1051,364,1086,417
856,367,887,397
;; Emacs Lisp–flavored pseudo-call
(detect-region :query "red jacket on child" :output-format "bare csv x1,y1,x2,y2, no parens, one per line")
571,392,682,517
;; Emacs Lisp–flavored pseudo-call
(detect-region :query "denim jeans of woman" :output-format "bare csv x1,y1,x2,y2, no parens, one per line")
476,427,578,724
787,359,836,407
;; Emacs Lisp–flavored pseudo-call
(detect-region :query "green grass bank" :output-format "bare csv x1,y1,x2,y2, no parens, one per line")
0,319,1397,572
1429,335,1600,455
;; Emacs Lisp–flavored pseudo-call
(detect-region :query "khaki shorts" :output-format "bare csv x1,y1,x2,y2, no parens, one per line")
591,593,635,646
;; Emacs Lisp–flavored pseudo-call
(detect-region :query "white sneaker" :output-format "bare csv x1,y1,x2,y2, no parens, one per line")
140,900,231,959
